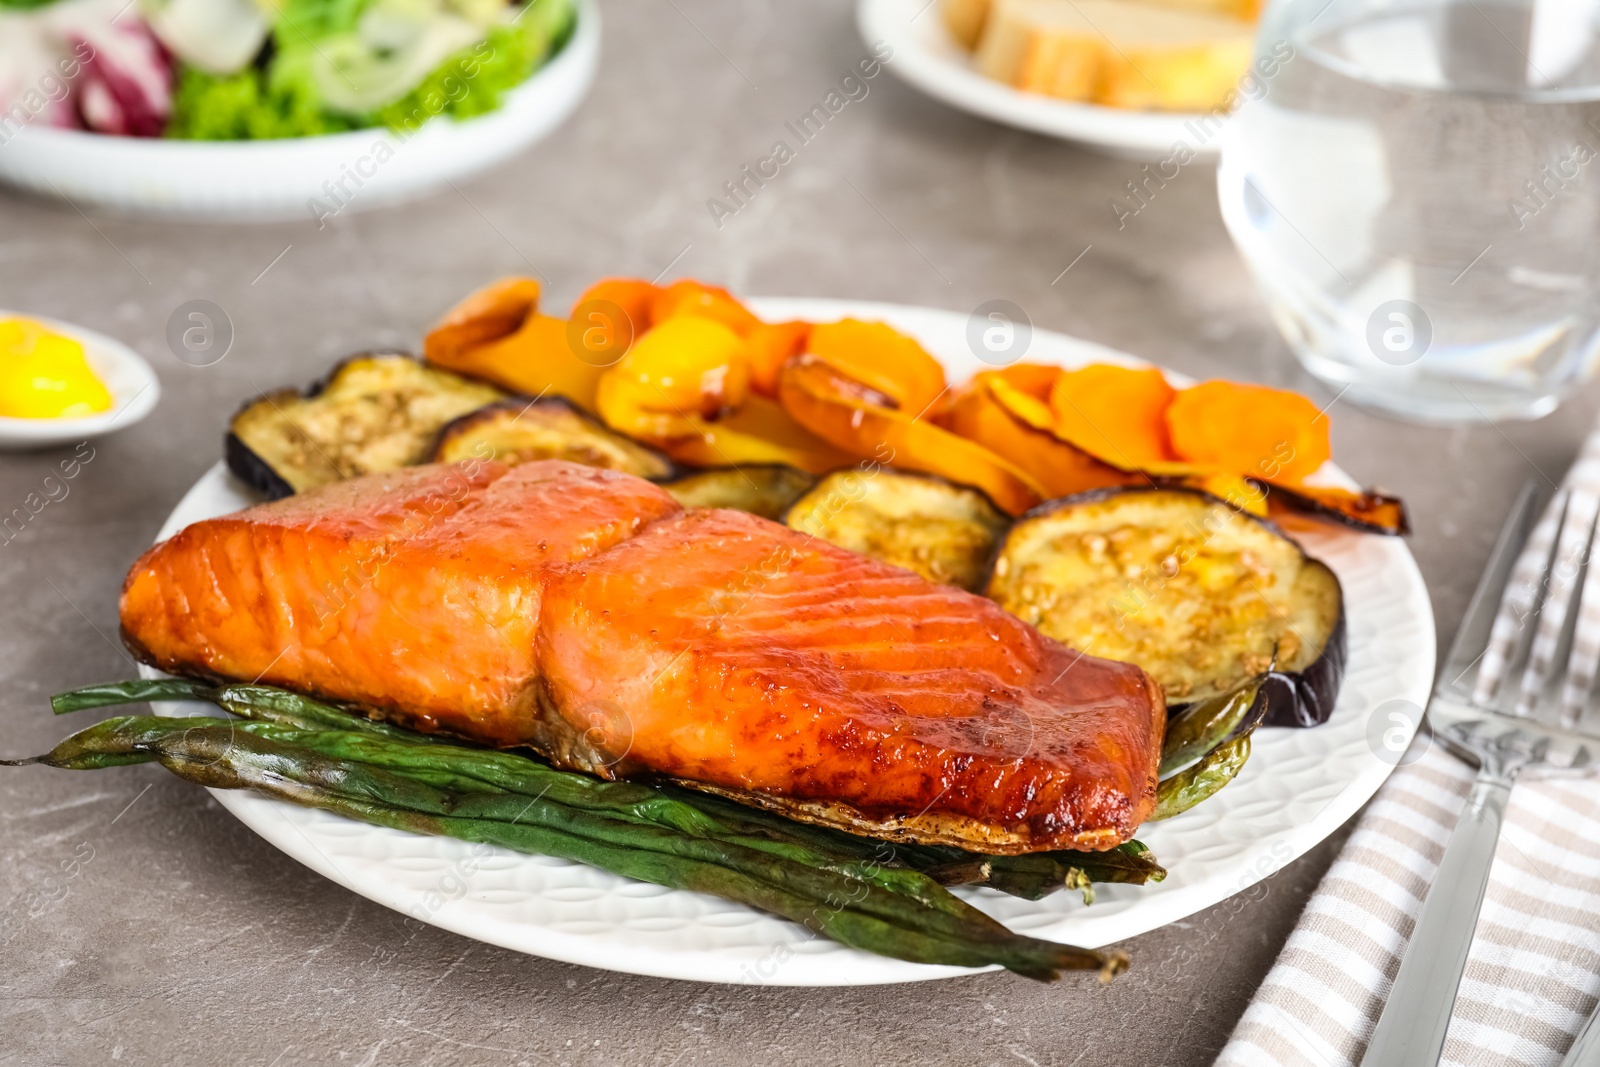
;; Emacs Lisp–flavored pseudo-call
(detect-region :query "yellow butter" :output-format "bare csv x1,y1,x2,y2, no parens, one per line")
0,318,114,420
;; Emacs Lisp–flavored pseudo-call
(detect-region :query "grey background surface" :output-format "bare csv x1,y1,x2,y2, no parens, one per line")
0,1,1591,1064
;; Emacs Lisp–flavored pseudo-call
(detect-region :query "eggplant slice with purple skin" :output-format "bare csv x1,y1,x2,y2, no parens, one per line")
784,468,1011,591
664,464,817,520
430,395,674,480
984,486,1345,728
226,353,506,499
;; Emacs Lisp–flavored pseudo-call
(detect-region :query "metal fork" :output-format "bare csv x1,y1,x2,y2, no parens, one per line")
1361,482,1600,1067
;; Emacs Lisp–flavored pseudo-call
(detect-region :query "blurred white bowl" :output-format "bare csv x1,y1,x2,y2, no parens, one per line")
0,311,160,450
0,0,600,223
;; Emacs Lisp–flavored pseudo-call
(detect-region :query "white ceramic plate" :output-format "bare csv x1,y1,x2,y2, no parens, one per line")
0,0,600,223
142,298,1433,985
858,0,1230,160
0,311,159,449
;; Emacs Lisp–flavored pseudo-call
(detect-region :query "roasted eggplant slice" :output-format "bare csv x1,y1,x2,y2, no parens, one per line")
986,487,1345,723
663,465,816,520
785,468,1011,590
227,354,505,499
430,396,674,479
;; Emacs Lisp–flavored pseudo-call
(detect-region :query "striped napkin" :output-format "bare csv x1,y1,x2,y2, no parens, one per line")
1216,740,1600,1066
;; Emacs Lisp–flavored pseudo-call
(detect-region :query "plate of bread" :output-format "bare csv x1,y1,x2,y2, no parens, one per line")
859,0,1264,159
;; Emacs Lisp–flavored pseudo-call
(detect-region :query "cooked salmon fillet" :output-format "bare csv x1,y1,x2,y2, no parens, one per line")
121,460,1165,852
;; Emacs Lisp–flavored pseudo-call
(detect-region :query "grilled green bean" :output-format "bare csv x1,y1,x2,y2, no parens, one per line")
9,713,1128,981
52,679,1166,898
1160,677,1267,778
1149,732,1253,821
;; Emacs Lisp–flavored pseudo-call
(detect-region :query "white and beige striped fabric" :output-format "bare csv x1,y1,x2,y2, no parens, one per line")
1475,430,1600,723
1216,741,1600,1067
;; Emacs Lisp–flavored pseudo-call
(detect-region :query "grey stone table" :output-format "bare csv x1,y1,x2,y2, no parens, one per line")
0,2,1591,1064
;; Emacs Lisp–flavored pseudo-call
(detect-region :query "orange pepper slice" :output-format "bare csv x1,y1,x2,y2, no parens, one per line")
651,280,763,336
425,277,541,364
424,278,606,410
576,278,662,335
778,356,1044,515
744,320,811,397
596,316,750,440
597,317,846,472
664,393,854,472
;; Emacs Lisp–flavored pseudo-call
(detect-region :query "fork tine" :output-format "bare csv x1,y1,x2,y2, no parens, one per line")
1445,482,1542,700
1517,491,1599,716
1474,485,1564,705
1561,508,1600,726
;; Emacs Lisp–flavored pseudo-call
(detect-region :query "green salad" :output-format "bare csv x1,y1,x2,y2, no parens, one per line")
169,0,576,139
0,0,575,141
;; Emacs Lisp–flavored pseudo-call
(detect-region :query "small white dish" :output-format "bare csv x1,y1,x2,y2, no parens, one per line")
0,0,600,223
858,0,1230,161
0,312,160,450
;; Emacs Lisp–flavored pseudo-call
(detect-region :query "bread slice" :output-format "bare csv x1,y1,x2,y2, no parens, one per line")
974,0,1254,111
942,0,994,50
940,0,1257,51
1139,0,1261,20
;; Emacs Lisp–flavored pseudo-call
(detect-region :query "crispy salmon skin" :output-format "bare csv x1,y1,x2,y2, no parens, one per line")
121,460,1165,853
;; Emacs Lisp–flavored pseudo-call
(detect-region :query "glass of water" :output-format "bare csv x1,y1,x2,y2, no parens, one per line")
1218,0,1600,423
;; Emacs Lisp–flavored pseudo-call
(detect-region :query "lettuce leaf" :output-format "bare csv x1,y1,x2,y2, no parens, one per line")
166,51,362,139
166,0,572,140
372,0,575,134
271,0,372,40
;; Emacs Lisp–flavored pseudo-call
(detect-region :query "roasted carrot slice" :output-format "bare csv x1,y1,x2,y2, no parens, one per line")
941,375,1136,499
744,320,811,397
979,377,1268,514
1048,364,1177,468
1166,380,1330,484
805,319,947,416
778,356,1044,515
929,362,1057,429
650,280,763,336
941,365,1393,532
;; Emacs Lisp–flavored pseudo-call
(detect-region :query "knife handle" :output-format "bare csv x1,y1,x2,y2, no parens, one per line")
1359,771,1511,1067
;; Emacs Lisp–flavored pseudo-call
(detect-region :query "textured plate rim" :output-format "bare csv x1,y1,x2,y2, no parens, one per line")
140,297,1433,985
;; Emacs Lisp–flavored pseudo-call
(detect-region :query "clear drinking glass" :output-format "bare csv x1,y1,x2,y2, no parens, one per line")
1218,0,1600,423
